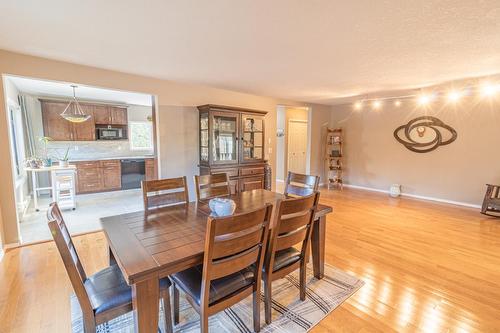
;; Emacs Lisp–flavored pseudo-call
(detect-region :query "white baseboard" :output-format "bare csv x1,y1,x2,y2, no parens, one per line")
343,184,481,209
0,248,4,262
276,179,284,183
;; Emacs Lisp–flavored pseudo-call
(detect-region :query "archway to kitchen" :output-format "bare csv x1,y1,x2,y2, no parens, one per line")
3,75,158,244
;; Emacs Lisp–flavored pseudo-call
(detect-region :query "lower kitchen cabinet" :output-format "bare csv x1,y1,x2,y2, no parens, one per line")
75,160,121,194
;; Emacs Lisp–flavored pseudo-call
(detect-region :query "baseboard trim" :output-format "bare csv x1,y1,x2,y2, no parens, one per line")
0,248,4,262
3,242,21,250
276,179,285,183
343,184,481,209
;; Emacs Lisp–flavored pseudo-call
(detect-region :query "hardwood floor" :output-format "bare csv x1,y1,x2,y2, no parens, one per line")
1,188,499,332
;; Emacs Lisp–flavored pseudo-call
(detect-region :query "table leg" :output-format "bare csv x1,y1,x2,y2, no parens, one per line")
132,276,159,333
32,171,39,212
109,246,117,266
311,215,326,279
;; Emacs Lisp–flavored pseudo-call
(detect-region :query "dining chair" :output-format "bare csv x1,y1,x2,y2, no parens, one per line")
283,171,320,198
47,202,173,333
262,192,320,324
171,204,273,333
194,173,231,202
142,176,189,210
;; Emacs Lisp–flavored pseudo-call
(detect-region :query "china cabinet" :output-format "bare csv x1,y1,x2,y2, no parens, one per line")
197,104,269,194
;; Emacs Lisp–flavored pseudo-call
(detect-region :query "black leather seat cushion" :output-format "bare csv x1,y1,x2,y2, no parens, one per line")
272,247,301,272
171,265,255,306
84,265,171,315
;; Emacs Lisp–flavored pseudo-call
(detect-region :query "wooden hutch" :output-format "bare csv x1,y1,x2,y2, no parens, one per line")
198,104,269,194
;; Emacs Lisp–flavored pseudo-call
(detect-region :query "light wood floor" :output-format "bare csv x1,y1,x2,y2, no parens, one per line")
1,188,499,332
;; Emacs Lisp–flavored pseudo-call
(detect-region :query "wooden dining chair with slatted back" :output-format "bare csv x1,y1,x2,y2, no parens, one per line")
142,176,190,210
194,173,231,202
47,202,173,333
262,192,320,324
283,171,320,198
171,204,273,333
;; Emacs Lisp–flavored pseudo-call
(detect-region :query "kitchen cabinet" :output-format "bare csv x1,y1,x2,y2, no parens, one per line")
74,159,121,193
41,101,73,141
197,104,269,194
41,100,128,141
93,105,128,125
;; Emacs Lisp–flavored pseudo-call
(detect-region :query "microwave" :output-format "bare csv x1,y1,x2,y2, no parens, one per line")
96,127,126,140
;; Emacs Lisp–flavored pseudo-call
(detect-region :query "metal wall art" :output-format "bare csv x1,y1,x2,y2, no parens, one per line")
393,116,457,153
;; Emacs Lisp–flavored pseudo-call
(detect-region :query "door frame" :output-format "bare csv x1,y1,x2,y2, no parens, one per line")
287,118,309,176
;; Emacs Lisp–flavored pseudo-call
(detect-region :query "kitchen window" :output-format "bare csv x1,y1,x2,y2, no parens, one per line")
129,121,153,150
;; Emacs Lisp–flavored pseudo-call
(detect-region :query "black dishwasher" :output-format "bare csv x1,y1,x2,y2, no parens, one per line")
120,159,145,190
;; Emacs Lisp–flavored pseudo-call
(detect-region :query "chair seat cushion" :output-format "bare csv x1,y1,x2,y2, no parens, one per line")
85,265,171,315
272,247,301,272
171,265,254,306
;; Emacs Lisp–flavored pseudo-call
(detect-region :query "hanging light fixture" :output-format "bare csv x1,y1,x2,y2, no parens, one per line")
60,85,91,123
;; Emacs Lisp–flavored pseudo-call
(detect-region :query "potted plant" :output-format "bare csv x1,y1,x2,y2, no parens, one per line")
24,156,43,169
38,136,53,167
58,147,71,167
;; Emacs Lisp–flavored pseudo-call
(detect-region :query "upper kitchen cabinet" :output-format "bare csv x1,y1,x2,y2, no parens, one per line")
93,105,128,125
109,106,128,125
41,100,95,141
41,100,128,141
41,100,73,141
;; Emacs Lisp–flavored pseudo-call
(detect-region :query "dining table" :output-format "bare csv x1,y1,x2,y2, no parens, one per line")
101,189,333,333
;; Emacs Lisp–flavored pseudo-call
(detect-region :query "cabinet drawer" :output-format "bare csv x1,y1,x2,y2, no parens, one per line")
240,167,265,176
211,168,239,177
100,160,120,167
75,161,100,169
240,176,264,192
78,169,101,179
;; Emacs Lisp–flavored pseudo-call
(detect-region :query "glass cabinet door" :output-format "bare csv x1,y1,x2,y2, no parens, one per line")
199,112,209,163
241,114,264,162
211,112,238,164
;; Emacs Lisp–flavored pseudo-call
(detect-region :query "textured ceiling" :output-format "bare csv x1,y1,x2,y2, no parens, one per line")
1,0,499,105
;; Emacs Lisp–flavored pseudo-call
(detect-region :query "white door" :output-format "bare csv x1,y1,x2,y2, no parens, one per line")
287,120,308,174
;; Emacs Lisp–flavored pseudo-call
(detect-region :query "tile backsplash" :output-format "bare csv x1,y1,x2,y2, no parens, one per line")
45,140,153,161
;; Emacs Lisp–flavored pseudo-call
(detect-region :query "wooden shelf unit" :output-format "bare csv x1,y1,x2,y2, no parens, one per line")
325,128,343,189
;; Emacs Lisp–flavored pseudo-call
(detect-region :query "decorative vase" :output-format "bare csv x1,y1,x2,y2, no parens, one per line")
389,184,401,197
43,158,52,167
59,160,69,167
208,198,236,216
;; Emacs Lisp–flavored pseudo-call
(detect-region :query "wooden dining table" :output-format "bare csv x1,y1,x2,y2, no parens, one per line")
101,189,333,333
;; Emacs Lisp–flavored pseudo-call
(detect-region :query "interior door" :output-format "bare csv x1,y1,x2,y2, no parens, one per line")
287,120,308,174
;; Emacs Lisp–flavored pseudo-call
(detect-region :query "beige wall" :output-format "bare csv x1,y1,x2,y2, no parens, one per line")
0,49,329,245
330,98,500,205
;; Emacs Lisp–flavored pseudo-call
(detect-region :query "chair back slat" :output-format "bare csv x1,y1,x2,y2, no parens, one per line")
284,172,320,198
213,208,266,235
194,173,230,201
265,193,320,273
47,203,94,315
142,177,189,209
212,226,263,260
276,227,309,251
209,245,260,280
200,204,272,306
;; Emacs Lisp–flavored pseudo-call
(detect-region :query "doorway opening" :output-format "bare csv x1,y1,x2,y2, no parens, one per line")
275,105,311,192
3,75,158,244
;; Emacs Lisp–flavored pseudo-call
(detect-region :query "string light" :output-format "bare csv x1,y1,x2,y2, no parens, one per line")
372,100,382,110
349,81,500,110
447,90,462,103
480,82,498,97
417,93,433,106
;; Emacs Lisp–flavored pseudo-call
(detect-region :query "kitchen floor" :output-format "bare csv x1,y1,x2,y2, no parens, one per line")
19,189,144,244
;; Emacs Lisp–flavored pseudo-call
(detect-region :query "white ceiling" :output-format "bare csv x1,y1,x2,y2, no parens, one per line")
1,1,500,105
5,76,153,106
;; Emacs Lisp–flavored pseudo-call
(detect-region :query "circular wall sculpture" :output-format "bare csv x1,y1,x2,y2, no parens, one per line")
393,116,457,153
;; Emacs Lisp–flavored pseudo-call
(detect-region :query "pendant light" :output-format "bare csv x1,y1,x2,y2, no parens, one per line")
60,85,91,123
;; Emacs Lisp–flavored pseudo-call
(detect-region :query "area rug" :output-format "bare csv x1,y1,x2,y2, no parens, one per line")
71,263,363,332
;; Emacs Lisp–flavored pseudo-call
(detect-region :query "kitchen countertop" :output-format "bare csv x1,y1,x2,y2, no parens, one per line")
69,156,155,162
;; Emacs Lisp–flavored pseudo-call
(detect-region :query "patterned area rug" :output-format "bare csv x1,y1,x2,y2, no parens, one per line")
71,264,363,332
